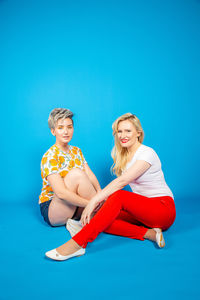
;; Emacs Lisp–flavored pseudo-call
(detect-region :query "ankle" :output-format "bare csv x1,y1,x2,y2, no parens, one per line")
71,239,82,250
144,229,156,241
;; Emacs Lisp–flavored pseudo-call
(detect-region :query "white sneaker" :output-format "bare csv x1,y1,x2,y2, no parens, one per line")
153,228,165,248
66,219,83,237
45,247,85,261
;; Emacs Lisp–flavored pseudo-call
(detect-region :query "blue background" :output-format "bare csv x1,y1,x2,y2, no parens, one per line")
0,0,200,299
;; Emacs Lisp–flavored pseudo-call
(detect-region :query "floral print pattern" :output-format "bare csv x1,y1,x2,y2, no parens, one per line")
39,144,86,203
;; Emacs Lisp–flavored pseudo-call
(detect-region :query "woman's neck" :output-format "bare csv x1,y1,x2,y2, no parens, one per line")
55,142,69,153
127,141,141,157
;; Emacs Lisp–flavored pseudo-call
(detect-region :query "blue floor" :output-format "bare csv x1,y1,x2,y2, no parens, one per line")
0,198,199,300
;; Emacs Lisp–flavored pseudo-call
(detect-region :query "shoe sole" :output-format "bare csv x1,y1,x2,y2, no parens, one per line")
158,231,165,248
46,253,85,261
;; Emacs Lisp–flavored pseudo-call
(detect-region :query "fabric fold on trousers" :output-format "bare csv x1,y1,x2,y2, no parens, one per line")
72,190,176,248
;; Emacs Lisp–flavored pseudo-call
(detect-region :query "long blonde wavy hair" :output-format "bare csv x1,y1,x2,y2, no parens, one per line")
111,113,144,176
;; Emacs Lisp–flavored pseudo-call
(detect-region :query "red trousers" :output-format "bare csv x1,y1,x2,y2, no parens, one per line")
73,190,176,248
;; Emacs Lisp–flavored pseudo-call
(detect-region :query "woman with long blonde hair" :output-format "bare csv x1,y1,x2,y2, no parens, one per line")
45,113,176,261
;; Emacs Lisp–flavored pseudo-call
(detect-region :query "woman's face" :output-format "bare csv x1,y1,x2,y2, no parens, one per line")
117,120,140,150
51,118,74,146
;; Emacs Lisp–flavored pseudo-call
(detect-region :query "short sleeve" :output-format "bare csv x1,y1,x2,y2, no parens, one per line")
78,148,87,164
41,153,59,179
136,148,157,166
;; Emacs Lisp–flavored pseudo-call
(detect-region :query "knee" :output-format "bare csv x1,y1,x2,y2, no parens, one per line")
64,168,86,182
114,190,127,197
108,190,126,201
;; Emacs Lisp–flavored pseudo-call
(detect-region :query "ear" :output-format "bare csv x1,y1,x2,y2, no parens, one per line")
51,128,55,136
137,131,141,137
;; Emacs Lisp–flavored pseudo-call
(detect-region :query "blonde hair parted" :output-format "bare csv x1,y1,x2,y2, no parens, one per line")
111,113,144,176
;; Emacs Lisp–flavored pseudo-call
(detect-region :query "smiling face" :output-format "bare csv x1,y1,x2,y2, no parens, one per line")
117,119,141,151
51,118,74,147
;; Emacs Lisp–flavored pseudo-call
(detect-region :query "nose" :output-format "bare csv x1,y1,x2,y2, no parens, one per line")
119,135,125,141
64,127,68,134
120,132,126,139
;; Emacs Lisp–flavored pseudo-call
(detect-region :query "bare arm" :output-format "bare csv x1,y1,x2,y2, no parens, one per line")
81,160,151,224
90,160,150,204
84,163,101,192
47,173,89,207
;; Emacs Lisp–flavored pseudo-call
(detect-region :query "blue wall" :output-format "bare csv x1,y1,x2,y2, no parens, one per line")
1,0,199,204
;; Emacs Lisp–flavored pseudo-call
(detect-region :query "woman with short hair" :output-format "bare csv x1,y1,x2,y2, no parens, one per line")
45,113,176,260
39,108,101,227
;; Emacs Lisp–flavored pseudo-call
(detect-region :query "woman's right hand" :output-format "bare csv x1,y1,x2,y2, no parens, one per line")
81,199,101,226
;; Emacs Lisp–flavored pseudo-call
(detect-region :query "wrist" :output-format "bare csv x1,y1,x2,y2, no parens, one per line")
92,194,103,205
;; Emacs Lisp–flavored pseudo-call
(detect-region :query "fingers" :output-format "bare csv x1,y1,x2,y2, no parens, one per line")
80,213,87,226
80,215,86,226
87,214,90,224
81,201,97,226
81,211,91,226
82,217,87,227
83,213,91,226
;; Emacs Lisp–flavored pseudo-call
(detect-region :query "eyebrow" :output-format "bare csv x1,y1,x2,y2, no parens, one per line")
118,128,131,131
57,123,73,126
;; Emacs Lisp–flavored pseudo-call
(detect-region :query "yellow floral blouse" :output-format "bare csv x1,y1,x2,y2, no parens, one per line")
39,144,86,204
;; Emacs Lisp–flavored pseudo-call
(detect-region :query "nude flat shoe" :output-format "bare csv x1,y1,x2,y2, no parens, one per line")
153,228,165,248
45,247,85,261
66,219,82,237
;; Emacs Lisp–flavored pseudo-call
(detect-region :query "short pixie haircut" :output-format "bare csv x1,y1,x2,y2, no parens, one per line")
48,108,74,130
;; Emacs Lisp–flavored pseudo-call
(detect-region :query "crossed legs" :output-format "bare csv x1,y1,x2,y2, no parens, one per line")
53,190,175,255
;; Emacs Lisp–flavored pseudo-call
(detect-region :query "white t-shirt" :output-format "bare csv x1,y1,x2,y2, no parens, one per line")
125,145,174,199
